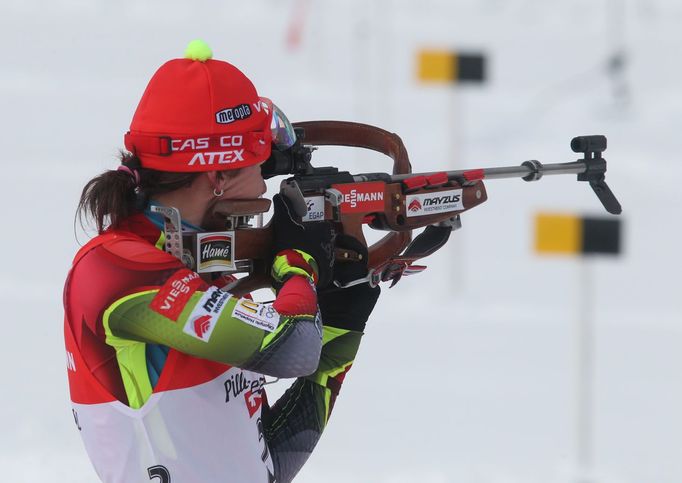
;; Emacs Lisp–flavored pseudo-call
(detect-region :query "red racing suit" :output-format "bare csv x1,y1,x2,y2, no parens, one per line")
63,213,362,483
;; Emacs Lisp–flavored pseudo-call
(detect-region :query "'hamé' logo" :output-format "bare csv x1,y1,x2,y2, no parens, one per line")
193,315,213,338
408,199,422,212
197,233,235,273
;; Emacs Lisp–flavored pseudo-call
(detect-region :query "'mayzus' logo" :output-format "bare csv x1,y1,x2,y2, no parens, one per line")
182,286,230,342
192,314,212,338
423,194,461,206
202,288,229,313
405,189,463,218
215,104,252,124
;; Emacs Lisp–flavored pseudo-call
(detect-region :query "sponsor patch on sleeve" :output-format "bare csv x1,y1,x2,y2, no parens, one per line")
232,299,280,333
149,269,203,321
182,286,232,342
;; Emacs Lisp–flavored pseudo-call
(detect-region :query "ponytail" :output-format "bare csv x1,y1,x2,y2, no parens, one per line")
77,152,200,233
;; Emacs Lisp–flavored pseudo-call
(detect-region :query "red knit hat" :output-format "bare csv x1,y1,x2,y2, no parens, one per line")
124,40,273,172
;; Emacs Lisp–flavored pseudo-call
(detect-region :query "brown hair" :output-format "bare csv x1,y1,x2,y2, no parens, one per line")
78,152,200,233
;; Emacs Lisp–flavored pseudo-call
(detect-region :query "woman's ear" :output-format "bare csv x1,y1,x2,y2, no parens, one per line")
205,171,228,192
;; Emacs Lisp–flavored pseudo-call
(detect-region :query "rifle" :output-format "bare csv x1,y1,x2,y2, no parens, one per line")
152,121,622,294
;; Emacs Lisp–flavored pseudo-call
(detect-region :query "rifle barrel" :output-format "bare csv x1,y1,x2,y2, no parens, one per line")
480,161,586,180
388,160,587,183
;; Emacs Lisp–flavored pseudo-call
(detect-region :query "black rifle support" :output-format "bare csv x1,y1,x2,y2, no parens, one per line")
572,135,622,215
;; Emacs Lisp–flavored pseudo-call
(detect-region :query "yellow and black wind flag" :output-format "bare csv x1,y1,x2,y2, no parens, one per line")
417,49,486,84
535,213,622,255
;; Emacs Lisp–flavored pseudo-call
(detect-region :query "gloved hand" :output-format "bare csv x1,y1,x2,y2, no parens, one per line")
317,234,380,332
271,194,335,288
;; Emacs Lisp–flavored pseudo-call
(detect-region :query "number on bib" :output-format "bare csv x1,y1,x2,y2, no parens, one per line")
148,465,171,483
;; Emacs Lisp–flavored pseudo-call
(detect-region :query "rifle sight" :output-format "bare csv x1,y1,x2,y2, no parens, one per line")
571,135,607,155
261,127,315,179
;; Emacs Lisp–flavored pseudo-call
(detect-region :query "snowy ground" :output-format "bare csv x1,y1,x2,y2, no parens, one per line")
1,0,681,481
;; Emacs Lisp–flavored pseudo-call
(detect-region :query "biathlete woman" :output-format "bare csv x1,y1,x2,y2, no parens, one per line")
63,40,379,482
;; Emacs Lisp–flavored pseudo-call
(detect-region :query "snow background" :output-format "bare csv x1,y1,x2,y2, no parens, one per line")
1,0,681,481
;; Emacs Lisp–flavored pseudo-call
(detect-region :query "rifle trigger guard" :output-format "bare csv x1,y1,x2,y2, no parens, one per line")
332,266,384,289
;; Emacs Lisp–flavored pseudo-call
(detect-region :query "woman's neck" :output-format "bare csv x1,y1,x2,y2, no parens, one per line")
153,187,211,227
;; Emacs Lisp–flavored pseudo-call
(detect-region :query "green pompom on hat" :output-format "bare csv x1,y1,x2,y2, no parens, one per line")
184,39,213,62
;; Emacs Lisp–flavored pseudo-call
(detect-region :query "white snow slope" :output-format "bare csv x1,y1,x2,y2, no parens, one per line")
1,0,680,482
